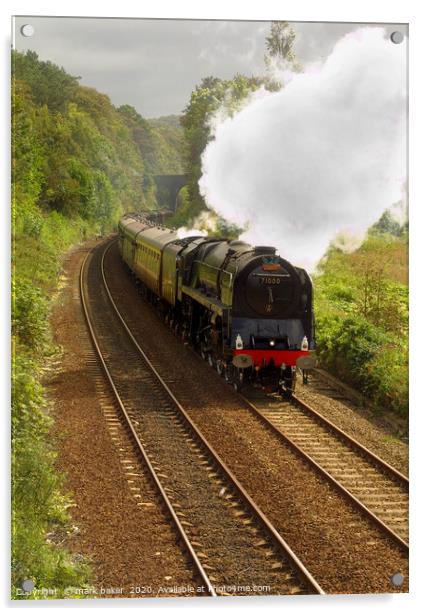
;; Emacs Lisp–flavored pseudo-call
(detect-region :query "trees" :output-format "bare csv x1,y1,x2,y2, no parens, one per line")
264,20,301,87
12,52,154,226
12,51,184,595
314,231,408,416
369,208,407,238
180,74,264,223
265,21,298,67
118,105,184,176
177,22,302,228
12,50,79,113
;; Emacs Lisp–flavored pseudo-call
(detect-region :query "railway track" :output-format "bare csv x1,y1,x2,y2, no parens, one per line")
239,389,409,551
80,241,324,597
100,238,408,554
101,238,409,593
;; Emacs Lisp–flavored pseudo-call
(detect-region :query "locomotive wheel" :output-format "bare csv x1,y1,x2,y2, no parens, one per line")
229,366,244,392
280,378,296,399
281,388,294,400
216,360,223,375
232,379,242,392
207,353,214,367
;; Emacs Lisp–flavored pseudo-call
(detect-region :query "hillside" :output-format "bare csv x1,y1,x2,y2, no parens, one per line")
148,114,185,172
11,50,184,596
11,48,408,596
119,108,184,177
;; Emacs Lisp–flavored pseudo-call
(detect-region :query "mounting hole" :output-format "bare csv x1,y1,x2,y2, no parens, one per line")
21,24,35,37
21,579,35,592
390,572,404,587
390,31,404,44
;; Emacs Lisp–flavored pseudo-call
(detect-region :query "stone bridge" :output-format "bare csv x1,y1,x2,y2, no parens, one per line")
153,175,187,212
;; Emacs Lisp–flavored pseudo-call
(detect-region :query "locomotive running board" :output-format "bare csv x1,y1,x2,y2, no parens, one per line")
181,285,229,316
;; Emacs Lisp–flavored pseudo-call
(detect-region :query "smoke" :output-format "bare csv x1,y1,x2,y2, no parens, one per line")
199,28,407,270
176,211,217,238
389,196,408,225
329,232,365,254
176,226,207,239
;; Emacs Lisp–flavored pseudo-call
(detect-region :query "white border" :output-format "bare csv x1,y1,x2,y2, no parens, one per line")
2,1,425,615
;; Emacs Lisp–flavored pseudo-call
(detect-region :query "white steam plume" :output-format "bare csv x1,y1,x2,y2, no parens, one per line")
176,211,217,238
199,28,407,270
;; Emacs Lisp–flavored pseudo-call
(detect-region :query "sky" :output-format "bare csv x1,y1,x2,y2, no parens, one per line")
12,16,407,118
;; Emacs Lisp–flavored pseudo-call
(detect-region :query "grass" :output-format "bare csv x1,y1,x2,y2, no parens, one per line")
11,209,104,598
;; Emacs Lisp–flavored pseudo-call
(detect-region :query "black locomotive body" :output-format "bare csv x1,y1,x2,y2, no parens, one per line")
118,213,316,395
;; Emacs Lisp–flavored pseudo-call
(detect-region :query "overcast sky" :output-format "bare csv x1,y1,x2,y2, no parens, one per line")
12,16,407,118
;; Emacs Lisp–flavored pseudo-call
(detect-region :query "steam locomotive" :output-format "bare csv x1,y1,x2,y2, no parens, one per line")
118,213,316,396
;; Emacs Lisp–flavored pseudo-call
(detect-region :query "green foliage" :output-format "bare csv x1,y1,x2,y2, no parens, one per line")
213,217,243,239
11,50,185,597
12,51,168,225
12,279,48,350
118,106,184,176
12,355,90,599
180,74,265,223
178,27,301,229
265,21,300,72
11,214,95,597
149,114,182,130
166,185,192,227
263,21,302,89
174,22,302,229
369,208,407,238
12,50,79,112
314,232,408,416
11,234,94,596
148,114,185,169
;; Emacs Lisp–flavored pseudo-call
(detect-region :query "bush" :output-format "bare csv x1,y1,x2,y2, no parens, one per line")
314,233,408,417
316,313,407,415
11,49,184,598
12,354,90,597
12,279,48,351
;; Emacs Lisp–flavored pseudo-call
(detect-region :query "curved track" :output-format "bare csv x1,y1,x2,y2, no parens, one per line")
80,241,324,597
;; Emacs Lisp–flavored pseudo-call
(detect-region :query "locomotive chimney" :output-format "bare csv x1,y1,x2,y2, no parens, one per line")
253,246,276,255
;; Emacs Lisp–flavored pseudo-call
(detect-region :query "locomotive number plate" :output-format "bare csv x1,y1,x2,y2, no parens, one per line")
253,273,290,285
256,276,288,285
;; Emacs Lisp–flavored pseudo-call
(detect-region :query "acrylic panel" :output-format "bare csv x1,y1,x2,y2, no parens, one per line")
11,16,408,600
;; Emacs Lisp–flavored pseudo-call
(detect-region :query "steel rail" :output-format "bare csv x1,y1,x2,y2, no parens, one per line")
80,247,217,597
291,394,409,485
101,239,325,596
239,393,409,553
186,339,409,551
104,237,408,554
